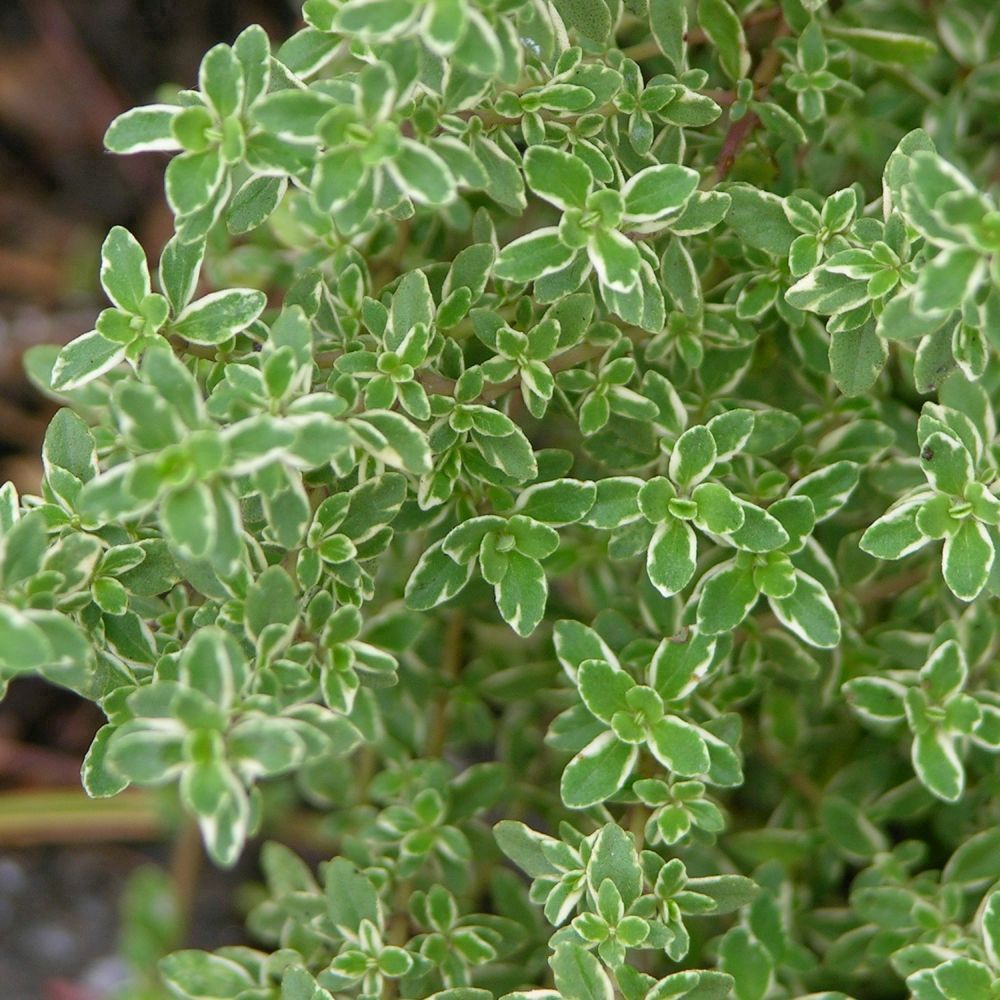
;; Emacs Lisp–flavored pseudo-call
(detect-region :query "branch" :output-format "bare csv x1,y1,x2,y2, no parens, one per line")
712,19,791,183
426,611,465,758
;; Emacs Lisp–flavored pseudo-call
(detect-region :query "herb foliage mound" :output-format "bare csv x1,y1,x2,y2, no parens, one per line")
4,1,1000,998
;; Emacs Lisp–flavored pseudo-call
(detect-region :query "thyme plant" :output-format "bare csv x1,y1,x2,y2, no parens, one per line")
3,1,1000,998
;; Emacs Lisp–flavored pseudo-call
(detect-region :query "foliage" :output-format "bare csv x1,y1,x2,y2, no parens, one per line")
4,1,1000,998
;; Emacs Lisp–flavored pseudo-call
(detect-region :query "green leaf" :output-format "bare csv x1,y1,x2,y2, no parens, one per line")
391,270,435,342
724,185,798,255
648,716,711,776
588,227,641,294
276,27,339,76
648,972,734,1000
727,502,789,553
693,483,744,534
554,0,614,43
162,483,217,561
942,518,994,601
81,724,130,798
785,269,870,315
788,461,859,521
229,717,305,777
0,482,17,535
698,561,759,633
101,227,151,314
943,827,1000,887
245,565,299,640
860,499,930,560
233,24,270,106
578,658,634,722
684,875,758,914
650,632,716,701
829,320,887,396
444,516,506,563
588,823,643,906
171,289,267,346
165,148,224,218
93,577,129,615
768,571,841,649
913,320,958,395
493,821,559,878
324,857,381,933
820,796,888,858
876,289,949,342
912,729,964,802
159,951,254,999
314,148,366,211
200,43,244,119
390,140,456,205
932,959,993,1000
351,411,432,474
915,247,984,313
649,0,688,71
670,425,718,488
622,164,699,223
753,100,806,144
107,724,185,785
424,0,467,52
495,551,547,636
523,146,593,210
719,928,772,1000
0,606,53,673
283,967,334,1000
181,760,250,867
561,731,637,808
843,676,907,723
583,477,643,529
472,135,526,213
227,175,286,234
982,892,1000,966
405,541,475,611
554,619,620,677
51,332,127,391
697,0,750,81
495,228,576,283
159,235,206,315
706,409,754,460
105,104,180,154
43,408,98,482
515,479,597,525
824,24,937,66
179,627,248,708
921,639,968,701
920,431,973,496
647,516,697,597
334,0,416,37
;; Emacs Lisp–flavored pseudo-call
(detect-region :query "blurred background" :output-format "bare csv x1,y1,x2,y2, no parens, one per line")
0,3,297,996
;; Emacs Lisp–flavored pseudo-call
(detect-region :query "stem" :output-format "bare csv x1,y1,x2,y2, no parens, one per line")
856,565,930,606
169,817,204,942
626,801,648,842
712,18,791,183
426,611,465,758
0,789,163,844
